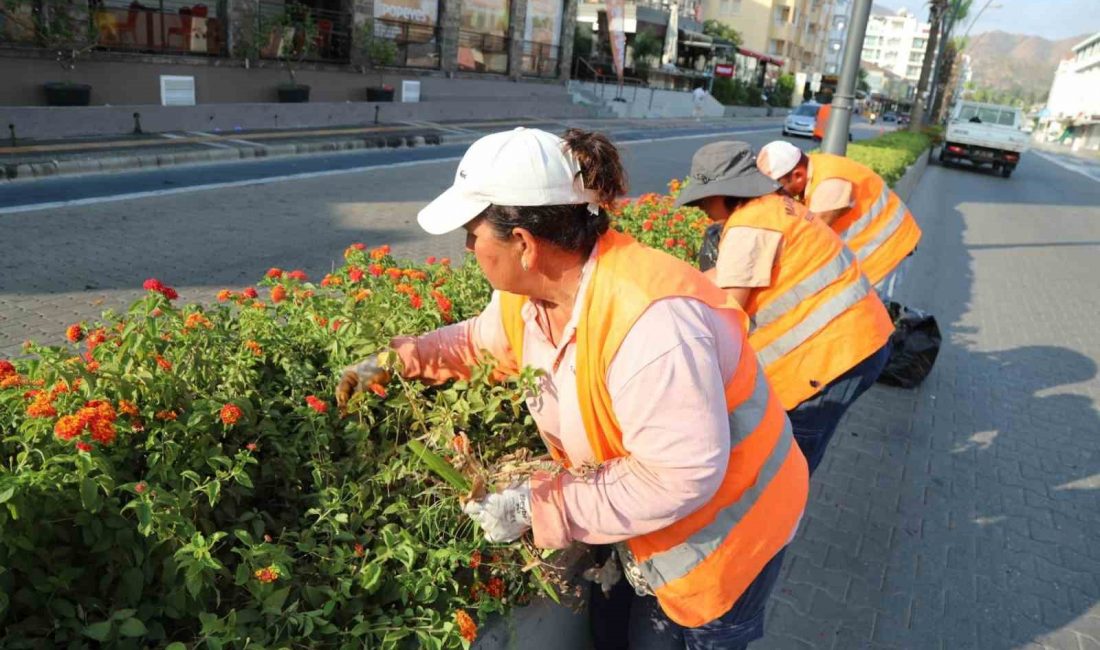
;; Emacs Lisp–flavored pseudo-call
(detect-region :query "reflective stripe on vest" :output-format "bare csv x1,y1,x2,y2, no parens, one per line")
857,201,907,263
637,414,795,589
755,275,874,367
752,247,856,331
842,189,889,243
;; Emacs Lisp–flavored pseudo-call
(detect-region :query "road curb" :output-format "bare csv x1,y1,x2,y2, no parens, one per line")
894,148,931,202
1,130,481,183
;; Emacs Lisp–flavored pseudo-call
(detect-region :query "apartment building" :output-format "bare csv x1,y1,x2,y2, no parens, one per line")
823,0,851,75
701,0,834,77
860,5,930,84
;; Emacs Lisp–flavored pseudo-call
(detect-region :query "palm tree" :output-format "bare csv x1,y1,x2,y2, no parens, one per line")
630,28,663,80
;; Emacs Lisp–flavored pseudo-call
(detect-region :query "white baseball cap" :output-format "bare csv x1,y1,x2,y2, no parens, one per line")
756,140,804,180
417,127,598,235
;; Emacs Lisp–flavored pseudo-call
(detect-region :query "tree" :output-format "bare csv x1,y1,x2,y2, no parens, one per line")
630,28,663,78
702,19,742,47
770,73,795,107
857,68,871,94
0,0,100,72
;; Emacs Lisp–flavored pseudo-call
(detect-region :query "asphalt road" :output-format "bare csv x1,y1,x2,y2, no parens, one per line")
2,118,1100,649
0,118,885,354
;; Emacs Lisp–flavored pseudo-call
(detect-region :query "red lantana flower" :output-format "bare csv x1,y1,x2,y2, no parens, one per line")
305,395,328,413
242,287,259,299
220,403,243,426
66,324,85,343
271,285,287,303
266,268,284,279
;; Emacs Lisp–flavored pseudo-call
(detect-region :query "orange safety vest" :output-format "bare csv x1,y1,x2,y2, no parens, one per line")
722,194,894,409
813,104,831,140
498,230,808,628
807,152,922,285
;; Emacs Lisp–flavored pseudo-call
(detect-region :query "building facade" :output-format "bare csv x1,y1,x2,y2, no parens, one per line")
860,6,929,86
0,0,579,105
1040,31,1100,151
699,0,833,78
822,0,848,75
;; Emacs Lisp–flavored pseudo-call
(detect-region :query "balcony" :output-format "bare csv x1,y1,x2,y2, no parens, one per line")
770,21,797,42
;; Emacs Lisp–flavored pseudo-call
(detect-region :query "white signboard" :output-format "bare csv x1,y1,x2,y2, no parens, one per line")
374,0,438,26
402,80,421,102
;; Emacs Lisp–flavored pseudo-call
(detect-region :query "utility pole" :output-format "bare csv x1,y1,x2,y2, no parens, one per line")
909,0,946,131
822,0,873,155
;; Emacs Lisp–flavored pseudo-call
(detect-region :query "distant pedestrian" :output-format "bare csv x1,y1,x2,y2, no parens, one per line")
693,86,707,121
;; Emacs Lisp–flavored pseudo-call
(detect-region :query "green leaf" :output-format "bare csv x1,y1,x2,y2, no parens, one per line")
0,486,14,504
83,621,113,641
235,471,254,488
118,617,147,638
263,586,291,613
121,567,144,605
165,643,187,650
80,477,101,512
406,440,470,491
358,563,383,593
111,608,138,621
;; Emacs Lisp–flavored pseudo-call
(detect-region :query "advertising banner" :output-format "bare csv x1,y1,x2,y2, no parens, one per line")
606,0,627,82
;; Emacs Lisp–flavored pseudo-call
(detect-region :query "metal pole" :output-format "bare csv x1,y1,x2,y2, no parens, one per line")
822,0,872,155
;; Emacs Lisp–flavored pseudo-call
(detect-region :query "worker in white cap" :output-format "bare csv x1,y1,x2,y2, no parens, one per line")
756,140,922,297
336,127,808,648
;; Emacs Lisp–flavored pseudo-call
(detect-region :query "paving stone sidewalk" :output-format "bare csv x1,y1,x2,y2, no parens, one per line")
757,154,1100,650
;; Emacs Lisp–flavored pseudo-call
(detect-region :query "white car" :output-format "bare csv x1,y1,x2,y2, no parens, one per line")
783,102,820,138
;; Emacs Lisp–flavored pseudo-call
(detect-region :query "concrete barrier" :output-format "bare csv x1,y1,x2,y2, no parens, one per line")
893,149,931,200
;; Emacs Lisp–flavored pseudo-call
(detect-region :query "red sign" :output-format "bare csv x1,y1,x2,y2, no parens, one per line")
715,63,734,78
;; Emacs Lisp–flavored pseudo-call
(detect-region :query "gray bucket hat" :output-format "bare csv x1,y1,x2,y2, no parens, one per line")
674,141,781,208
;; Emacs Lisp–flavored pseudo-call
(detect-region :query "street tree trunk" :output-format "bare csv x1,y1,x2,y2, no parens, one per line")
909,0,945,131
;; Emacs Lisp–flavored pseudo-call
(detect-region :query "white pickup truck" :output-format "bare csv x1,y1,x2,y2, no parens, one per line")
940,101,1029,178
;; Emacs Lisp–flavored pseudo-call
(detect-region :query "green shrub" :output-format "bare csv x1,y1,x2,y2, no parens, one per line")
0,250,559,649
846,131,932,187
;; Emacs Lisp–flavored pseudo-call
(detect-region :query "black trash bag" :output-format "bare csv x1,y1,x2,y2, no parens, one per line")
698,222,724,272
876,301,942,388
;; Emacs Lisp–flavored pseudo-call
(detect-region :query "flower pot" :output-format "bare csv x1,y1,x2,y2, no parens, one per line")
43,82,92,107
277,84,311,103
366,87,395,102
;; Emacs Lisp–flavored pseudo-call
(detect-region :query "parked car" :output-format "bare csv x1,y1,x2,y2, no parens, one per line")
783,102,821,138
897,113,911,125
882,111,898,123
941,101,1028,178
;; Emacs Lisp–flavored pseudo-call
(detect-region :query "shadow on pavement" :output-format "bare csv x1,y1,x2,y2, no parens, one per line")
761,158,1100,649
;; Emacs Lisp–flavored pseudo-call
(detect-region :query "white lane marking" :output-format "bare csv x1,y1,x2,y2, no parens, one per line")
184,132,236,149
0,127,781,215
1031,150,1100,184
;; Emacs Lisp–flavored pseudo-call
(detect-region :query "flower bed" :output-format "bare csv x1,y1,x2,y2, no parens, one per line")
0,248,559,649
845,131,933,187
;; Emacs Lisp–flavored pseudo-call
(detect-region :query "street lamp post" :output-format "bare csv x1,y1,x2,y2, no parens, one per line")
822,0,874,155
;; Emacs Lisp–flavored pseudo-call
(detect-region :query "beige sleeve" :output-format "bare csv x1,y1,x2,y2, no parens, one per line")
714,226,784,288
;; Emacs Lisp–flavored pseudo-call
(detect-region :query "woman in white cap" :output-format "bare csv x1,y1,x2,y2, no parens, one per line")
676,141,893,475
336,128,808,649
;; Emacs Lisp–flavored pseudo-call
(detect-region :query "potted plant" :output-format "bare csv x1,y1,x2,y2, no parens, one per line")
360,20,398,102
1,0,101,106
250,1,318,103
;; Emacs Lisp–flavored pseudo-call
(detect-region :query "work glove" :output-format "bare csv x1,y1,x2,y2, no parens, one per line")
582,550,624,598
462,483,532,543
335,350,394,413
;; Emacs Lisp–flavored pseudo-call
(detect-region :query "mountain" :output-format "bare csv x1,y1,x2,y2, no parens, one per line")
964,31,1087,103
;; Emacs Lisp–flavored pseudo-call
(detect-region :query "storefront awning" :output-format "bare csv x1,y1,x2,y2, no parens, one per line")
737,46,783,66
678,28,713,48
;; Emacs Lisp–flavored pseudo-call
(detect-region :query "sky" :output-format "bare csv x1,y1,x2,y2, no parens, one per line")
871,0,1100,41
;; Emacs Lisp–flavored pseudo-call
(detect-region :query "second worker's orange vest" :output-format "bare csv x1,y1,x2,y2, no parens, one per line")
498,229,808,628
807,152,922,285
721,194,894,409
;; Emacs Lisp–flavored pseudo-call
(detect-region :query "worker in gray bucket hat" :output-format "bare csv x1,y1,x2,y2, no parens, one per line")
678,140,894,477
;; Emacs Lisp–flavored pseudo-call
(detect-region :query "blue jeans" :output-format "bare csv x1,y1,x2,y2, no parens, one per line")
787,343,890,474
590,549,788,650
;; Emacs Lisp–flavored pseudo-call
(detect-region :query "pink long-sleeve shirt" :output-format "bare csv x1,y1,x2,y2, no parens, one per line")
392,252,745,550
